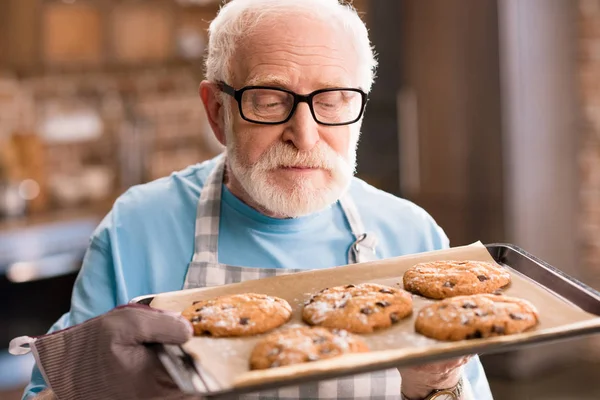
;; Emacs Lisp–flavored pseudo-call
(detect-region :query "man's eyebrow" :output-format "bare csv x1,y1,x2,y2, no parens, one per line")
244,76,353,90
245,75,292,88
317,80,353,89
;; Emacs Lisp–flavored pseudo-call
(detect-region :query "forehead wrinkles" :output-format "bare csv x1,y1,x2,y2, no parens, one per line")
250,23,351,59
255,47,349,65
230,14,356,78
236,43,356,88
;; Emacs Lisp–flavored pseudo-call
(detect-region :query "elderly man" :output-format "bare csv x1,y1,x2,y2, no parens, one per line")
17,0,493,399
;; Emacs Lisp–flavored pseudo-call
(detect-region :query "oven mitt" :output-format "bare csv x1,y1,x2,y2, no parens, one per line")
9,304,199,400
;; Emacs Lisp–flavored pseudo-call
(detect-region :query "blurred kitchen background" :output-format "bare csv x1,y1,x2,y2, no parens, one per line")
0,0,599,398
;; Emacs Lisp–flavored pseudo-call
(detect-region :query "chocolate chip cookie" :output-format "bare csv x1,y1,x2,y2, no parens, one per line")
249,326,369,370
403,260,511,299
415,294,539,341
181,293,292,337
302,283,413,333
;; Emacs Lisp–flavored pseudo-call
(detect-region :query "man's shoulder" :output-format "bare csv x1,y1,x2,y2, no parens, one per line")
349,177,433,223
113,156,220,212
93,155,221,239
348,177,449,251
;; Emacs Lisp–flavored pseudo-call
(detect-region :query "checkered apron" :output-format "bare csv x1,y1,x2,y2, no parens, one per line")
184,154,401,399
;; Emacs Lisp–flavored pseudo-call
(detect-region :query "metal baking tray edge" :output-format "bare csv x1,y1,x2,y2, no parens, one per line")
130,243,600,398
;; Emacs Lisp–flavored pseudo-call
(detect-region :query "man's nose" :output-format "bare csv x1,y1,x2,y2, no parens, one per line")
282,102,319,151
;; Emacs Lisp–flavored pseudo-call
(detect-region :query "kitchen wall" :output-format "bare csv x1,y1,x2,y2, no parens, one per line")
577,0,600,359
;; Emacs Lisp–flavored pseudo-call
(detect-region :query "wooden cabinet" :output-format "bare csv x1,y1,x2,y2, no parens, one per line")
0,0,41,72
43,3,103,66
110,3,174,63
0,0,220,72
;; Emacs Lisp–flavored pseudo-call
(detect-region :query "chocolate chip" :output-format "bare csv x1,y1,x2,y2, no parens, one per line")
193,301,202,305
270,361,280,368
491,325,505,334
307,354,320,361
239,317,250,325
379,288,394,294
477,275,489,282
304,298,314,306
345,284,355,288
509,313,525,320
360,307,373,315
195,307,205,312
319,288,329,293
191,316,202,323
443,281,455,288
462,301,477,309
474,310,489,317
375,301,390,308
493,290,503,296
390,312,400,323
312,336,327,344
466,330,483,339
202,330,212,336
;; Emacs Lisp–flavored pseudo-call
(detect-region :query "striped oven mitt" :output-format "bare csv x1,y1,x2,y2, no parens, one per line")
10,305,199,400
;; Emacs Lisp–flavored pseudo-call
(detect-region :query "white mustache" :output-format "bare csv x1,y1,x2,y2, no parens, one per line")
255,142,340,171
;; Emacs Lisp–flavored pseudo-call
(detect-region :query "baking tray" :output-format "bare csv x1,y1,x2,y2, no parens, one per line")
131,243,600,398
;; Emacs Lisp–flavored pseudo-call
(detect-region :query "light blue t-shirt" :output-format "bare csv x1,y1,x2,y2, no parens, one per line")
23,156,492,399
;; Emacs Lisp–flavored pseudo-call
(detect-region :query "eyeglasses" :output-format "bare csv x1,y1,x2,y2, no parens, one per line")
218,81,367,126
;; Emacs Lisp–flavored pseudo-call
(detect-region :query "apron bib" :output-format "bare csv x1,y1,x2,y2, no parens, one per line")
184,154,401,399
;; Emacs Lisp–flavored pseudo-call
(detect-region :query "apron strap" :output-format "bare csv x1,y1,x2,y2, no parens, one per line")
191,153,227,264
339,192,379,264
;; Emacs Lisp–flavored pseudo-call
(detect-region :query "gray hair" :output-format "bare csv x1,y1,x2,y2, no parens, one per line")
205,0,378,93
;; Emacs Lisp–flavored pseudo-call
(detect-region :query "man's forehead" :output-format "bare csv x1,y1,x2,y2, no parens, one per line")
231,15,359,90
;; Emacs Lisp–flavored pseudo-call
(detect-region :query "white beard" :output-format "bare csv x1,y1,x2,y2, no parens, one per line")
224,108,359,218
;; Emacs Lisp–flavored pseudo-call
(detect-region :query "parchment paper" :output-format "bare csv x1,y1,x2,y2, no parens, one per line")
150,242,600,391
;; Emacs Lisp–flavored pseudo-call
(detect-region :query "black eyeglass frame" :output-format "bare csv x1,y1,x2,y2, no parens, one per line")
218,81,368,126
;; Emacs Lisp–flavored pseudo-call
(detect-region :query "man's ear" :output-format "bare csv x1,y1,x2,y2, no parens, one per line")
199,80,227,146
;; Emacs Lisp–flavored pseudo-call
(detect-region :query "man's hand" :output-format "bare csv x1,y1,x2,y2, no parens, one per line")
29,305,197,400
399,356,471,399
